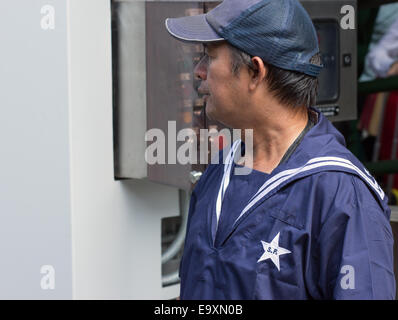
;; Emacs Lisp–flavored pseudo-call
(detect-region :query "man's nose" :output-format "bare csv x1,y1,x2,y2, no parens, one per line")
193,55,208,81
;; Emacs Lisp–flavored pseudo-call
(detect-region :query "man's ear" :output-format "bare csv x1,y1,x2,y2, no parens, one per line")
249,56,267,90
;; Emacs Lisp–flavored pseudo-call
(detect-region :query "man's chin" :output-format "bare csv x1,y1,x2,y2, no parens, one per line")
205,107,217,122
205,109,214,121
205,108,229,128
205,103,214,120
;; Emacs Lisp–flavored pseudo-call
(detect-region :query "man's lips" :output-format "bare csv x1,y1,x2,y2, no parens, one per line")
197,84,209,96
197,85,210,104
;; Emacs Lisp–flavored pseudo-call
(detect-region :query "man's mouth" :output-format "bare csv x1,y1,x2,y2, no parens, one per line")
197,85,209,96
197,85,210,106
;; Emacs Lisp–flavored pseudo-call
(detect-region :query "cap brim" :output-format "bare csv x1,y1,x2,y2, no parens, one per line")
165,14,224,43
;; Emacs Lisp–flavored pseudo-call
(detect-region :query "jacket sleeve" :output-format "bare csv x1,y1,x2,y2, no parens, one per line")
367,18,398,77
313,175,396,299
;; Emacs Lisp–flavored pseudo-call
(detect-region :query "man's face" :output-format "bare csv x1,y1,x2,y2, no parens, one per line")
194,42,249,127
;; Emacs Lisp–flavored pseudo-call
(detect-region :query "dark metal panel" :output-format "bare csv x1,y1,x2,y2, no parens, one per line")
146,2,205,190
301,0,358,122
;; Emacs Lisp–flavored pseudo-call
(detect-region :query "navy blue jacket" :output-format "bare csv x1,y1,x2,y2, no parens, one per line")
179,110,396,299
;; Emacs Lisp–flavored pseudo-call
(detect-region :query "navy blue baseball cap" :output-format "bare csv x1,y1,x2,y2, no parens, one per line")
165,0,323,77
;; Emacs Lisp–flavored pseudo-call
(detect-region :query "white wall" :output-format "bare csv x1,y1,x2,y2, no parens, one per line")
0,0,72,299
67,0,180,299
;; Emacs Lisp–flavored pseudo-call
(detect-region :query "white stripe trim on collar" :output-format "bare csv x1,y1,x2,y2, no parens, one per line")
215,141,384,230
235,159,384,225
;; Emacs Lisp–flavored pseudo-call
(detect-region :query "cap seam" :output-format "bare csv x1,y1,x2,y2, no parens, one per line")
221,0,270,38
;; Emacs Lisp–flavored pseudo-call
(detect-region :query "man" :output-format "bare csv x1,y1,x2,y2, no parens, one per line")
165,0,396,299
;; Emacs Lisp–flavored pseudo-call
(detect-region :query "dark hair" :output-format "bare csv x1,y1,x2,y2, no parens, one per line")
228,44,321,109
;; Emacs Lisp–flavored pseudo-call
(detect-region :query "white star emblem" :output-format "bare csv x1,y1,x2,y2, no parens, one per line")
257,232,291,271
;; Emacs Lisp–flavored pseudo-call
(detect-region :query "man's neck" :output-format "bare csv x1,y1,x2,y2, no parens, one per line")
238,105,309,174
